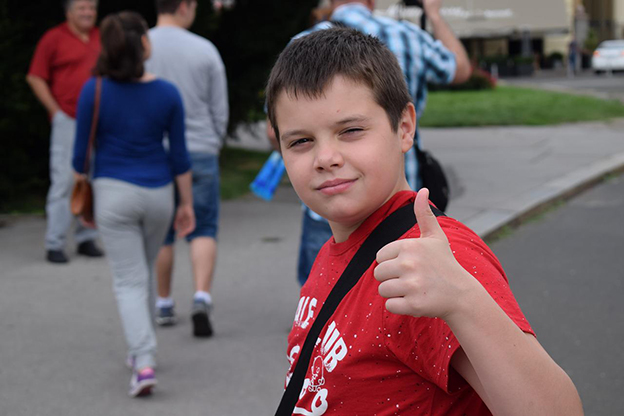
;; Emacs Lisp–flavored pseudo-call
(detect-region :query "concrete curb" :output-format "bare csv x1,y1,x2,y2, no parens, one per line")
477,151,624,241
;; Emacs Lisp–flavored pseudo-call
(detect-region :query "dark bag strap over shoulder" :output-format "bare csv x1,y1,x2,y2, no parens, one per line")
275,202,445,416
82,77,102,175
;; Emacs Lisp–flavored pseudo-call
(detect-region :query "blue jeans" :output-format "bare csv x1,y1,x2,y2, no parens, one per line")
297,208,333,286
164,152,220,245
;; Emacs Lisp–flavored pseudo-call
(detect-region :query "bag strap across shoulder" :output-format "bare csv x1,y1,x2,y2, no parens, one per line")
82,77,102,175
275,202,445,415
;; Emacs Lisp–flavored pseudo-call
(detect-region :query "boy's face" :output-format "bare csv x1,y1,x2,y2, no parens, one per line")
276,76,415,241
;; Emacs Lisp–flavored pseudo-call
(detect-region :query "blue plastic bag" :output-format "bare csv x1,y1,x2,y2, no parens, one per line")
250,151,286,201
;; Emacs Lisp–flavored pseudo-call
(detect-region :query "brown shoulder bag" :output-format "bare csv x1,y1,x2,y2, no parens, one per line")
70,77,102,225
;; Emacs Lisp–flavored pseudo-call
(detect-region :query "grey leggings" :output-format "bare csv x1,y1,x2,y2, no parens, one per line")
94,178,174,370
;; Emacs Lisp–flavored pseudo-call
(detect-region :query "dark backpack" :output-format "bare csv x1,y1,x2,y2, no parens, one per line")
416,147,450,212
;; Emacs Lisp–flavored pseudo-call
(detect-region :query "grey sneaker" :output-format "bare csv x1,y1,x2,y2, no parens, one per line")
191,299,213,338
155,304,177,326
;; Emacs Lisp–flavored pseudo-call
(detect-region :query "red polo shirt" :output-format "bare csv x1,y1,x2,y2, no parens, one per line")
28,22,100,118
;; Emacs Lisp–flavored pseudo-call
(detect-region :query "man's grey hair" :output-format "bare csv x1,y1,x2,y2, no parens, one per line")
63,0,98,12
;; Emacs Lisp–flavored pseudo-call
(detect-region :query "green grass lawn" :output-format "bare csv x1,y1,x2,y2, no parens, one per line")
419,86,624,127
219,146,271,200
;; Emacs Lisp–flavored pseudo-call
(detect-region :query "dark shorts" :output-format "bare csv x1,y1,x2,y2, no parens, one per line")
164,152,220,245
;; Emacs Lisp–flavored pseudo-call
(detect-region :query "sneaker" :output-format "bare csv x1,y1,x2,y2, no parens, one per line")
77,240,104,257
129,368,157,397
46,250,69,264
155,305,177,326
191,299,213,338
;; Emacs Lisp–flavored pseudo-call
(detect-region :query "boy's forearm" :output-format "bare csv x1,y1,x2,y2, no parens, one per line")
447,285,583,416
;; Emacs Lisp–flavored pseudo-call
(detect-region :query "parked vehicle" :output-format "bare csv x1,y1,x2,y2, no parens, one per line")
592,40,624,73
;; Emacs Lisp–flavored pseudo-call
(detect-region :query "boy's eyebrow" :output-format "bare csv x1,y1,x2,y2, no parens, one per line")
280,129,309,142
334,115,371,126
280,115,371,141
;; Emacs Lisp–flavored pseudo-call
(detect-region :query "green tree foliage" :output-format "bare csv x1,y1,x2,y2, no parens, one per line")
0,0,317,211
0,0,63,211
206,0,319,134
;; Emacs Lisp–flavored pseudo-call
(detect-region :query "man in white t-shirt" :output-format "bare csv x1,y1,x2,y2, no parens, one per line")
146,0,229,338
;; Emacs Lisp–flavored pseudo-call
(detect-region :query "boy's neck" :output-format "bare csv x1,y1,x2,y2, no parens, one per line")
329,184,412,243
329,220,363,244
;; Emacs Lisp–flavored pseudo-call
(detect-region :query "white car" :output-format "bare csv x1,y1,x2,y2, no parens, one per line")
592,40,624,73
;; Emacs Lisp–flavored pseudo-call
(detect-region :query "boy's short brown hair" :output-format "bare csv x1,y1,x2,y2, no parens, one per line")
266,27,411,140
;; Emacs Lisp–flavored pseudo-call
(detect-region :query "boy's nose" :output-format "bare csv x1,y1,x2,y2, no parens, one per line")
314,141,344,171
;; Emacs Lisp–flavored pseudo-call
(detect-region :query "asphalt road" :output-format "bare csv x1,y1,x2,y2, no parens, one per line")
490,173,624,416
1,168,622,415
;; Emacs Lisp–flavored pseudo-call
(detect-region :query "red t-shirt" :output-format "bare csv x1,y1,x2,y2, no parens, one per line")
28,22,100,118
285,190,534,415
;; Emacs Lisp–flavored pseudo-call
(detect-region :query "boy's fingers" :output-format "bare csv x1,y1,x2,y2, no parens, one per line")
378,278,408,299
373,256,403,282
376,240,401,264
385,298,412,316
415,188,444,239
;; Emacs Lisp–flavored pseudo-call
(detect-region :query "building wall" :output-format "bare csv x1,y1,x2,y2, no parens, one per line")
544,0,575,56
615,0,624,38
584,0,618,40
483,38,508,56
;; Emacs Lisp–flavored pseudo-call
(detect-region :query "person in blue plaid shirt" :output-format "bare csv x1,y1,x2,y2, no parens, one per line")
268,0,470,286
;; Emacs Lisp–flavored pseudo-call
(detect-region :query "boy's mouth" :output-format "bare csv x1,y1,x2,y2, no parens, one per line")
316,178,356,195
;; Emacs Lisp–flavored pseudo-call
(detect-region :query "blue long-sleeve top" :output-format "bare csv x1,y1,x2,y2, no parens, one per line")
72,77,191,187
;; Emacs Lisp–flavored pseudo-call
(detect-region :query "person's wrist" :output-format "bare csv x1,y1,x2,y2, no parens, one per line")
426,11,442,24
442,269,486,325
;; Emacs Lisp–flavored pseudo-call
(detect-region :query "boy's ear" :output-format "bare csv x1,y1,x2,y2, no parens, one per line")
398,103,416,153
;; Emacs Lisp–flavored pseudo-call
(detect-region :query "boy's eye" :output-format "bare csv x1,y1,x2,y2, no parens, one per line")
342,128,363,135
289,138,311,148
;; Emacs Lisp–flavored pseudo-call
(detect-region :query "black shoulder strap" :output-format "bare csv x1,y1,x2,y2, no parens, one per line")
275,202,445,415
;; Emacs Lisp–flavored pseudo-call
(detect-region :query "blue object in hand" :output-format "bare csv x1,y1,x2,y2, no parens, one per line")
250,151,286,201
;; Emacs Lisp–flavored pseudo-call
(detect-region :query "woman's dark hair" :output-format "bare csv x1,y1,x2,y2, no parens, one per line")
94,11,149,82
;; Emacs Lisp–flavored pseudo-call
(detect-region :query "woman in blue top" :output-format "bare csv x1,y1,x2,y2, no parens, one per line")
72,11,195,398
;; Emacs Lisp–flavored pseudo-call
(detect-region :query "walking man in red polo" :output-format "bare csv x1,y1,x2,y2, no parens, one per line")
27,0,104,263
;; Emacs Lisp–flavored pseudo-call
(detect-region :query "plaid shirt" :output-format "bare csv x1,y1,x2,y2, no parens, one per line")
296,4,456,193
298,3,457,121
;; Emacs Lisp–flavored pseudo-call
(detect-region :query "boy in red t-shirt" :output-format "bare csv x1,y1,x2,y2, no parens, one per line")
266,28,583,415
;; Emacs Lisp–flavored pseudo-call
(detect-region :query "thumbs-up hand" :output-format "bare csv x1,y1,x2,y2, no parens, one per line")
374,189,479,320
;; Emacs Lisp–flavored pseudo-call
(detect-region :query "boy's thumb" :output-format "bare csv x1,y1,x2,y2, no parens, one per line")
415,188,443,239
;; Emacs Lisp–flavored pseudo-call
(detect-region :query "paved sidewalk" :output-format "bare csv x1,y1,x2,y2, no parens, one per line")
230,117,624,239
1,119,624,415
